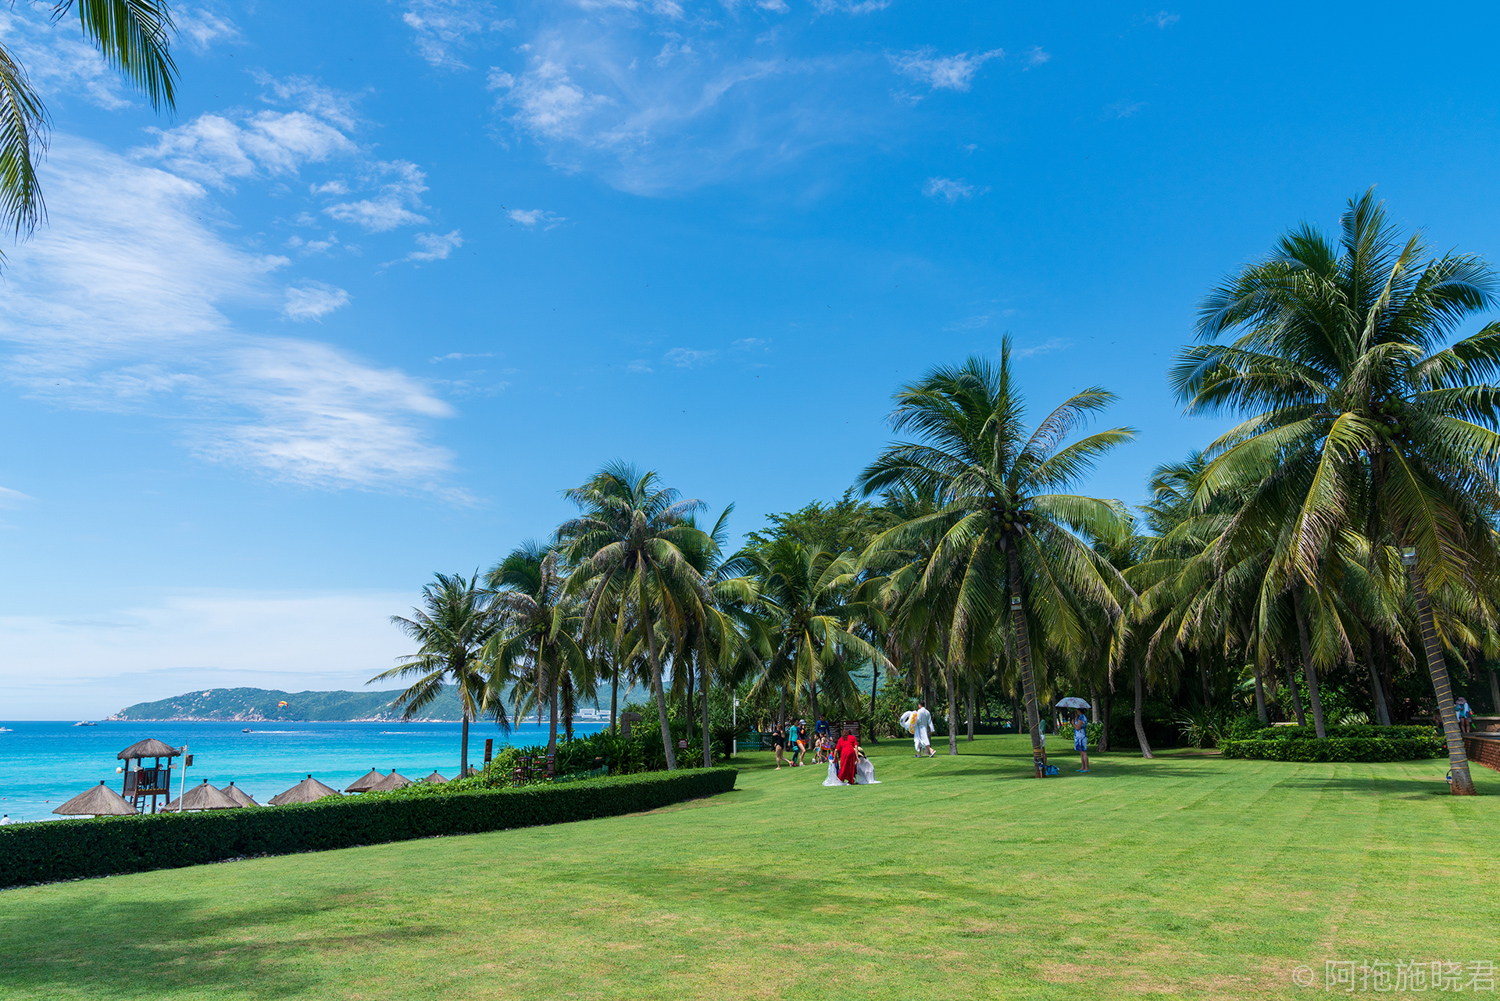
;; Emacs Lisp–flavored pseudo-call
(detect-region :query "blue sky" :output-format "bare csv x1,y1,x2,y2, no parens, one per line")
2,1,1498,717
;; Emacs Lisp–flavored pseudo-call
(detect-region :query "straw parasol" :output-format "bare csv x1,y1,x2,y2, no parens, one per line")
423,770,448,784
117,738,181,761
219,782,259,807
163,780,240,812
53,781,138,817
344,768,386,793
268,775,341,806
368,770,412,792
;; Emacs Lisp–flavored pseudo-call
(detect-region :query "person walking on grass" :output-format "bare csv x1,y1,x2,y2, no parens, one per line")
912,701,936,758
1073,709,1091,773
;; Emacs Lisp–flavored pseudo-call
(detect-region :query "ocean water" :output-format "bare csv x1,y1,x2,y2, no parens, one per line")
0,718,606,824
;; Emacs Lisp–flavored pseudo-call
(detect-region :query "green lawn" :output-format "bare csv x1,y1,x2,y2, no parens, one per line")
1,735,1496,1000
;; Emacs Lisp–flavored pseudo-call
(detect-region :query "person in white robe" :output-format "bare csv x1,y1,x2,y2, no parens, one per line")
912,701,936,757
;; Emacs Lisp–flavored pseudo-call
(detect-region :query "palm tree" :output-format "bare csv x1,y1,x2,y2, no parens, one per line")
561,462,712,771
858,343,1135,768
373,572,501,777
2,1,178,260
484,541,589,767
1172,190,1500,794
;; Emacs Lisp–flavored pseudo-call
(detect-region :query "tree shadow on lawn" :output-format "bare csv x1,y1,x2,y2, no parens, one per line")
0,888,451,1000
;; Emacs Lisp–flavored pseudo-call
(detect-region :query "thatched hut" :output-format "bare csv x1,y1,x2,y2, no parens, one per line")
268,775,341,806
423,771,448,784
117,739,182,814
163,780,240,812
53,781,137,817
220,782,258,807
368,770,412,792
344,768,385,794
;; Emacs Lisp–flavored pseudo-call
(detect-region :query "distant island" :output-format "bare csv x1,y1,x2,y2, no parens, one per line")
108,686,467,722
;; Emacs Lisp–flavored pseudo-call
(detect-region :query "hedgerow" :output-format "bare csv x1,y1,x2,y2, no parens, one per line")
0,767,737,890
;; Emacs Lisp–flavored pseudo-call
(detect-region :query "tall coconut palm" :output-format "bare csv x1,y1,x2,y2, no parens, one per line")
2,1,178,260
858,343,1136,767
484,541,590,766
561,462,711,771
1172,189,1500,794
373,572,500,777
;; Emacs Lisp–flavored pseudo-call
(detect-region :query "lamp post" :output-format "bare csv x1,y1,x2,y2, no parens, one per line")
1398,544,1477,795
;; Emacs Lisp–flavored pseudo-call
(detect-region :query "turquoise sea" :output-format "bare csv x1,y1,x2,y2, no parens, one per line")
0,719,606,824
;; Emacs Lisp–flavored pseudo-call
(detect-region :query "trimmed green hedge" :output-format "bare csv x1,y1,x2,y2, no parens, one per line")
1221,724,1443,762
0,767,737,890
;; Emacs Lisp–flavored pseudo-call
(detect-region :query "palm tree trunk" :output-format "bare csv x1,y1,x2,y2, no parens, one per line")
1132,657,1153,758
460,713,470,777
1252,661,1268,724
946,661,958,755
641,603,677,771
1403,560,1477,795
1006,543,1044,766
1283,655,1306,726
701,655,711,769
1364,639,1392,727
967,672,976,741
1293,588,1327,738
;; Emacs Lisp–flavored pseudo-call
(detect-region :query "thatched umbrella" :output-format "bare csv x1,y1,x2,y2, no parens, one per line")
344,768,386,793
268,775,341,806
53,782,137,817
163,780,240,812
116,738,181,761
423,770,448,784
219,782,258,807
368,770,412,792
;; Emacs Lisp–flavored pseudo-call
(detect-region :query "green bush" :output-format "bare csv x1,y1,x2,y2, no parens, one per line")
0,768,738,890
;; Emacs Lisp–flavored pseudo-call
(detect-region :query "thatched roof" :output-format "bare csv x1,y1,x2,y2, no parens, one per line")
53,782,137,817
117,738,181,761
219,782,258,807
423,771,448,784
163,780,240,812
368,770,412,792
344,768,386,793
268,775,341,806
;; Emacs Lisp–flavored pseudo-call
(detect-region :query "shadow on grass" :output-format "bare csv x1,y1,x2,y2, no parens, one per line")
0,889,451,1000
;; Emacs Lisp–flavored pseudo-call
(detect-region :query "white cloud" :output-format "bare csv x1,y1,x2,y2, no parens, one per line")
324,161,430,232
891,47,1003,91
0,138,456,493
176,5,241,52
283,282,352,321
402,0,512,69
395,230,464,264
923,177,985,203
0,590,415,719
507,208,565,229
1151,11,1181,27
665,347,715,367
1014,337,1071,359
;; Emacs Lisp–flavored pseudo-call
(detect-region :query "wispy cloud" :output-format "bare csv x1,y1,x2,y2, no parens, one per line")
891,47,1003,92
401,0,512,69
923,177,985,203
1014,337,1071,358
665,347,715,368
507,208,565,229
0,138,457,494
282,282,351,321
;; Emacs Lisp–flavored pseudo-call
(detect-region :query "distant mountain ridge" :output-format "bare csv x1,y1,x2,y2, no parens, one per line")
108,687,466,722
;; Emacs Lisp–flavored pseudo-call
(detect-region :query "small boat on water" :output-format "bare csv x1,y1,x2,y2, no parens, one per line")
72,721,98,727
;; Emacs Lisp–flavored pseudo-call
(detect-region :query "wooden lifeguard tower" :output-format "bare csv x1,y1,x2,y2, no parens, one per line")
118,738,181,813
